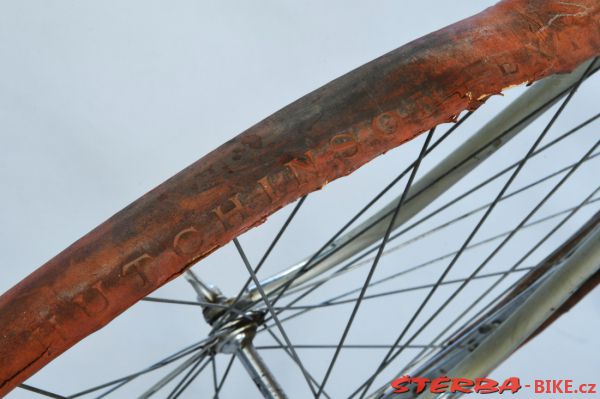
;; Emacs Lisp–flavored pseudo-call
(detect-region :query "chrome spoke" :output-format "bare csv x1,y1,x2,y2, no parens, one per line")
397,183,600,384
262,116,468,307
139,347,211,399
360,140,600,396
211,357,219,399
233,238,318,397
64,339,211,398
261,198,600,331
168,357,211,399
263,328,333,399
316,129,435,398
213,196,308,331
277,267,533,312
255,344,443,350
353,61,596,397
212,356,235,399
277,116,600,302
249,63,599,305
19,385,67,399
374,212,600,398
38,60,598,399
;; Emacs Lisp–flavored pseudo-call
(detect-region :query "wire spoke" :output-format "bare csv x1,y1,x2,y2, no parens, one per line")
142,297,215,308
139,347,210,399
316,129,435,397
166,356,205,399
267,116,470,308
263,71,600,308
284,147,600,300
353,61,596,398
211,357,219,399
273,114,600,304
407,183,600,372
142,296,286,314
19,385,67,399
265,78,599,311
394,185,600,388
212,356,235,399
233,238,319,397
259,179,600,329
286,190,600,311
213,196,307,331
256,344,444,350
169,358,212,399
262,328,333,399
279,266,533,311
279,155,600,308
359,136,600,398
51,62,597,399
65,339,211,398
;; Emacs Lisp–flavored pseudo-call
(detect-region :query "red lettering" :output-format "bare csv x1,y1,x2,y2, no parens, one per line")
257,175,277,202
430,376,450,393
72,286,109,317
372,111,402,136
330,133,359,158
388,376,528,396
213,194,245,229
474,378,499,394
498,377,521,394
450,378,474,394
390,375,410,394
173,227,203,256
285,151,318,185
564,380,573,394
121,254,153,287
412,377,429,394
552,379,564,393
534,380,545,393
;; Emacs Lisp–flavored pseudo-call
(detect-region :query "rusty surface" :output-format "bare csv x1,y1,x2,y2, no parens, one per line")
1,0,599,395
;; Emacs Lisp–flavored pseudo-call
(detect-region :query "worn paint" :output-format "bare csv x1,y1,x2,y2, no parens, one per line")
0,0,599,395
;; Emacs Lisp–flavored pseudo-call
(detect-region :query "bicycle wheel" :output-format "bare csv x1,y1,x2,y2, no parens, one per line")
1,0,600,398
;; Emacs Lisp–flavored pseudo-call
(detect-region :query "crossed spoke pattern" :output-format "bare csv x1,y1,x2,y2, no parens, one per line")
19,61,600,398
353,62,598,397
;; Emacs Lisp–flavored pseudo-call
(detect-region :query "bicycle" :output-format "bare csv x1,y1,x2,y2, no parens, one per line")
1,0,599,397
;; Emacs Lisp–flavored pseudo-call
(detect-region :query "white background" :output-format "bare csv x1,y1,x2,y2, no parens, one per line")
1,1,599,398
